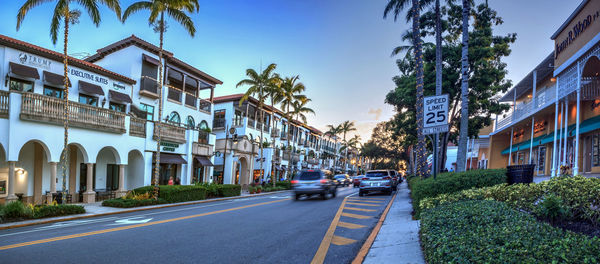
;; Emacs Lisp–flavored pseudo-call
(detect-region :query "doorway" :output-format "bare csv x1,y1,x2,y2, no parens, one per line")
79,163,96,192
537,146,546,175
584,135,592,173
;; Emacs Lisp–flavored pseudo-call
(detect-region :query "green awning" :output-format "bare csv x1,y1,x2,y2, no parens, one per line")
501,134,549,155
569,115,600,137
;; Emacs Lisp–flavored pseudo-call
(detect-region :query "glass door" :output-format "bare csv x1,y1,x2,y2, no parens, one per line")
537,146,546,175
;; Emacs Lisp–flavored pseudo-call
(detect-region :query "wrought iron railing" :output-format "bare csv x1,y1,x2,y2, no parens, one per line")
199,99,212,113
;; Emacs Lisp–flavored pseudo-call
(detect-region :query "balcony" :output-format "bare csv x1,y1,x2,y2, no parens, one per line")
139,76,159,98
248,118,256,128
308,157,319,165
199,99,211,114
495,84,556,133
283,152,300,163
167,86,182,102
185,93,196,108
280,131,287,140
20,92,126,133
153,122,186,144
129,116,147,138
263,125,270,133
256,122,263,131
0,90,8,118
271,128,280,138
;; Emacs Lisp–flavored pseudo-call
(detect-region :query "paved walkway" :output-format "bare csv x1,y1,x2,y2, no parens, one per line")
363,181,425,264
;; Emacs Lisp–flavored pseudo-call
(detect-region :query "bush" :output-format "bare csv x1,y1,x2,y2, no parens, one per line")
159,185,207,203
420,200,600,263
217,184,241,197
102,198,168,208
535,194,570,223
33,204,85,218
0,201,85,222
420,176,600,224
410,169,506,217
195,183,220,198
275,181,292,190
2,201,31,219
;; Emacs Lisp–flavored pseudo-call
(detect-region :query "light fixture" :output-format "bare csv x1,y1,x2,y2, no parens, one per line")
551,77,557,82
102,97,107,107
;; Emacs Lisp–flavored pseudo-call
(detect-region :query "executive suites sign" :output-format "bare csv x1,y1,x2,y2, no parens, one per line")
70,68,109,85
553,0,600,69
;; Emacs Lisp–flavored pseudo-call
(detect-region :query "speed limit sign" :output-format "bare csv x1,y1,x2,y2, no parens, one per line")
423,94,449,135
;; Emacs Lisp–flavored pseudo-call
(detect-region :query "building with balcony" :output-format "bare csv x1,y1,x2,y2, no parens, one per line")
0,34,221,204
488,0,600,177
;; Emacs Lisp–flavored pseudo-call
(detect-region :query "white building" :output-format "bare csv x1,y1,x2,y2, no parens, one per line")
0,34,221,204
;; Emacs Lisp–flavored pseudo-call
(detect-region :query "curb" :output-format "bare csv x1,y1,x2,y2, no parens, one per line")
351,192,397,264
0,190,290,231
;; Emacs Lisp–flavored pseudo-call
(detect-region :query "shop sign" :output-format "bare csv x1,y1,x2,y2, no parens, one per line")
160,141,179,152
113,82,126,91
70,68,109,85
555,10,600,59
18,52,51,69
534,121,548,134
592,100,600,110
513,129,525,140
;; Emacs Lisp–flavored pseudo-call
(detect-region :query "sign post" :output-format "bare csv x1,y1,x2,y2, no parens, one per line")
423,94,449,179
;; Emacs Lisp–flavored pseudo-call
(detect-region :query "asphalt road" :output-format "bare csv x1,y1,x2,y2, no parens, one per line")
0,186,394,264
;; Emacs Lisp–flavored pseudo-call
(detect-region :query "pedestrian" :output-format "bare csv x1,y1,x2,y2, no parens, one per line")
175,177,181,185
168,176,174,185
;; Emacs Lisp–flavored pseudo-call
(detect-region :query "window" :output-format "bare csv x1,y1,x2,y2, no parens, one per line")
167,68,184,90
214,109,225,119
109,102,126,112
9,78,33,92
234,109,243,126
43,86,64,99
141,61,158,79
167,111,181,125
186,116,195,129
198,120,209,130
140,103,154,121
78,94,98,106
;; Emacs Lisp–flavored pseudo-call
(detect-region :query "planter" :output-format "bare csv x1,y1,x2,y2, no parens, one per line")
506,164,535,184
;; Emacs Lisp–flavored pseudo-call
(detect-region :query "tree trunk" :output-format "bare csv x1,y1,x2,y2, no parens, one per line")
153,12,165,199
434,0,443,176
456,0,470,172
270,99,276,185
412,0,427,178
61,6,70,198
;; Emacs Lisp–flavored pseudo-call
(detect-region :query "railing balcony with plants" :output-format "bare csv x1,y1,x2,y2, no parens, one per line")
193,130,213,156
139,76,159,98
129,116,147,138
0,90,9,119
495,84,556,132
20,92,126,133
199,99,211,113
153,122,186,144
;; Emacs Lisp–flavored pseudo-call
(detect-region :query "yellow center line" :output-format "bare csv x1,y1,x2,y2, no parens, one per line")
0,198,289,251
311,196,350,264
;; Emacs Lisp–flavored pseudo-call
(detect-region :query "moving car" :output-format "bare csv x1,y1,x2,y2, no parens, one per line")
353,175,363,188
334,174,351,186
359,170,393,196
291,169,337,200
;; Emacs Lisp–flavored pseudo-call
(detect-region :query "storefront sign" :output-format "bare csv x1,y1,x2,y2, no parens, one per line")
113,82,125,91
18,52,51,69
592,100,600,110
513,129,525,140
534,121,548,134
555,10,600,59
160,141,179,152
70,68,109,85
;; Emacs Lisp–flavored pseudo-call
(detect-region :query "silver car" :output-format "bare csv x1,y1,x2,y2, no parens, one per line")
291,169,337,200
359,170,393,196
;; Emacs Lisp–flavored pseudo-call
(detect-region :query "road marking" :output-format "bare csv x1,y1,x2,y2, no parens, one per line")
341,212,371,219
311,196,349,264
343,207,376,212
351,193,397,264
337,221,366,229
110,217,153,225
331,235,357,246
347,199,383,204
346,202,380,207
356,197,387,200
0,198,289,251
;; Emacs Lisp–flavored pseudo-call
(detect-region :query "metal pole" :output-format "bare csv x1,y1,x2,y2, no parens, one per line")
529,116,535,164
563,98,568,165
551,78,559,177
508,128,514,166
574,62,581,175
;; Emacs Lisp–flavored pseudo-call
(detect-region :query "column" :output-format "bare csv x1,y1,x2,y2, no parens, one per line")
551,77,559,177
6,161,17,202
83,163,96,203
116,164,126,198
574,63,581,175
47,162,57,204
529,116,535,164
508,128,514,166
563,99,568,165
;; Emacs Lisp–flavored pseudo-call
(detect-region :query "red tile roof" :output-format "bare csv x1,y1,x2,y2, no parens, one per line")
86,35,222,85
0,34,136,84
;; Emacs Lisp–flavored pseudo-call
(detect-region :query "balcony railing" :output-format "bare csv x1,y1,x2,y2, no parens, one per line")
248,118,256,128
167,87,181,102
199,99,211,113
140,76,159,98
495,84,556,132
129,116,147,138
0,90,8,118
198,130,210,144
153,122,186,144
213,118,226,129
263,125,270,133
256,122,264,131
20,93,126,133
281,131,287,140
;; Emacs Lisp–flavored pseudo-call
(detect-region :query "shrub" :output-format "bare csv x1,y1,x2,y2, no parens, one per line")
3,201,31,219
420,200,600,264
535,194,570,223
0,201,84,222
195,183,220,198
33,204,85,218
410,169,506,217
102,198,167,208
159,185,207,203
275,181,292,190
217,184,241,197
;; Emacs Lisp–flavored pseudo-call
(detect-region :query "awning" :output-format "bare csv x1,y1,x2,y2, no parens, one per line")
569,115,600,137
9,62,39,79
500,124,577,155
194,156,214,166
109,90,132,104
43,71,71,87
153,153,187,164
79,80,104,96
142,54,160,66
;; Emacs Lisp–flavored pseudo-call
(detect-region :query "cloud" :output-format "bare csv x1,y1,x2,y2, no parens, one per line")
368,108,382,120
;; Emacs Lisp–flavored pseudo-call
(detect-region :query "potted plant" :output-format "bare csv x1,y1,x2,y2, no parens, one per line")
248,186,255,194
256,186,262,193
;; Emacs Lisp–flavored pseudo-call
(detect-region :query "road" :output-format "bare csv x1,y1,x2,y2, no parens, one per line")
0,186,394,264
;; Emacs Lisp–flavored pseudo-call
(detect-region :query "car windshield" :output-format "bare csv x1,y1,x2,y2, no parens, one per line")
334,175,345,178
298,171,321,181
366,171,388,177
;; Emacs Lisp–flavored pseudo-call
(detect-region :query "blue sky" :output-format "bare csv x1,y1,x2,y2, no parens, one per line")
0,0,583,141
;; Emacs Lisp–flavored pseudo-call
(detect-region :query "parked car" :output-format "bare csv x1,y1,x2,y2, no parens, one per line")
359,170,393,196
389,170,402,191
291,169,337,200
353,175,363,188
334,174,351,186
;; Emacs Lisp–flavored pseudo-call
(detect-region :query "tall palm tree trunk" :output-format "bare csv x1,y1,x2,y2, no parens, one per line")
412,0,427,178
457,0,470,172
61,6,70,199
259,104,265,186
270,99,276,185
153,12,165,198
434,0,443,175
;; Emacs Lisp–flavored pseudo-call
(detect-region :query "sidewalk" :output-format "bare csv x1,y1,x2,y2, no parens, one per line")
0,190,288,230
362,181,425,264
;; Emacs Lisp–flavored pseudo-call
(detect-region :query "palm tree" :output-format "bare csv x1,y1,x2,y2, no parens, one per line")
338,121,357,173
236,63,279,186
324,124,341,172
290,98,315,124
277,76,306,179
17,0,121,200
266,76,283,183
122,0,199,197
385,0,427,177
456,0,470,172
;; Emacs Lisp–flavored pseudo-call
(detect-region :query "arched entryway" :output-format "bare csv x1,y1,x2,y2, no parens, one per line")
126,150,145,190
237,156,250,191
16,140,52,204
90,147,121,201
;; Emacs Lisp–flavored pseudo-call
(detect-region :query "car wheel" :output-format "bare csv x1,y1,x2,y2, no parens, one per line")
331,189,337,198
387,190,392,195
358,191,364,197
321,191,328,200
294,194,301,201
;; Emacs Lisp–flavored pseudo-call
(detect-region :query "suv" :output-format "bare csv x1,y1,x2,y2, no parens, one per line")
334,174,351,186
291,169,337,200
359,170,393,196
389,170,402,191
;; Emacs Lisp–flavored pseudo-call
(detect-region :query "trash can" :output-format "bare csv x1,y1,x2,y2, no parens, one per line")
52,192,63,204
506,164,535,184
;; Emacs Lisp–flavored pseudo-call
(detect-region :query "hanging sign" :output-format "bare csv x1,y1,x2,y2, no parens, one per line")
423,94,449,135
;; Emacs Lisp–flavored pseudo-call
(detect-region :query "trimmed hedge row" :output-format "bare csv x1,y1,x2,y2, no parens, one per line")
0,201,85,223
420,176,600,224
102,198,168,208
410,169,506,218
218,184,241,197
420,200,600,263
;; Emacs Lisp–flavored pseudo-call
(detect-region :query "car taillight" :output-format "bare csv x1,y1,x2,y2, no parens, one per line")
320,179,328,184
383,176,391,180
362,178,369,181
291,180,299,184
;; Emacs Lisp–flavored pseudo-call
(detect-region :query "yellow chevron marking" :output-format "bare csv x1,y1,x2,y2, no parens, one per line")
331,235,357,246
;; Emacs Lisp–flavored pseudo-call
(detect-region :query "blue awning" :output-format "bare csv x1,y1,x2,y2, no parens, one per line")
569,115,600,137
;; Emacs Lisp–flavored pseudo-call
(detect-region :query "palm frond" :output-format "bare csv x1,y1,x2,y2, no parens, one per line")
76,0,101,26
16,0,52,30
122,1,152,22
166,6,195,36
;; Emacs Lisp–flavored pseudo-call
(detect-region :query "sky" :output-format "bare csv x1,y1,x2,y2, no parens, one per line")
0,0,584,143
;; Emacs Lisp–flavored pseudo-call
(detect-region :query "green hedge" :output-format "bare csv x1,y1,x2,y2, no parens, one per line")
410,169,506,218
159,185,207,203
420,176,600,224
275,181,292,190
217,184,241,197
102,198,168,208
0,201,85,223
420,200,600,263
